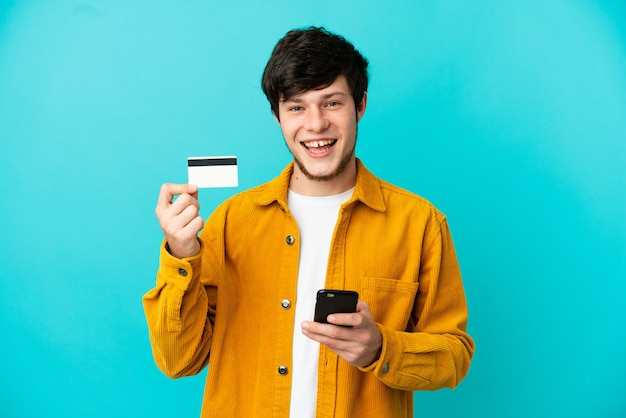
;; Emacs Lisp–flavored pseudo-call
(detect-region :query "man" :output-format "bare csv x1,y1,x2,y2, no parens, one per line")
143,27,474,417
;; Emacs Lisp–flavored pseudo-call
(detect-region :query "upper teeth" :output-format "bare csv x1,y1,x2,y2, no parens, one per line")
306,139,334,148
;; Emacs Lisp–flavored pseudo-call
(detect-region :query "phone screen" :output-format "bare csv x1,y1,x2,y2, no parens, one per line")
313,289,359,324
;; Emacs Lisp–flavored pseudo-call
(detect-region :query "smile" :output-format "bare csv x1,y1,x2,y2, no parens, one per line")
301,139,337,153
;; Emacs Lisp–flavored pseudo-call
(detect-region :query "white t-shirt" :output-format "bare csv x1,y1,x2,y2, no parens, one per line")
287,187,354,418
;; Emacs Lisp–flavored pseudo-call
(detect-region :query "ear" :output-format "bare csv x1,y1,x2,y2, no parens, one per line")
356,92,368,122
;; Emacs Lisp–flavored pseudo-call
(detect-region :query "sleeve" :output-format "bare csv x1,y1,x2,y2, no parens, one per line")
359,216,475,391
142,238,217,378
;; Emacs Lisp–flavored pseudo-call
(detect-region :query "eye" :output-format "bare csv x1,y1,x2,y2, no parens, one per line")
288,106,303,112
325,101,341,108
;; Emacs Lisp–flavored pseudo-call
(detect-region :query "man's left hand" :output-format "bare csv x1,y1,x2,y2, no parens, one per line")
302,300,382,367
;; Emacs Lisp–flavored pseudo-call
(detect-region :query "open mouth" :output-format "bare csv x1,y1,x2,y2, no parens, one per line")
301,139,337,154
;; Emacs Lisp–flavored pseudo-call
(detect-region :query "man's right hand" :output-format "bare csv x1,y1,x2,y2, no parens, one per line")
155,183,204,259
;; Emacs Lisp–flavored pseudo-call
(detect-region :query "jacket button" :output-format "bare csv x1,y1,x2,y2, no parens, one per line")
382,363,390,374
285,235,295,245
281,299,291,309
278,365,288,375
178,268,188,277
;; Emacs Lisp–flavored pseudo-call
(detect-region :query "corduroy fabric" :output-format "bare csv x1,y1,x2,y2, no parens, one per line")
143,160,474,418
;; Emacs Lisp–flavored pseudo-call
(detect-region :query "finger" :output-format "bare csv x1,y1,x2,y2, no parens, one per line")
302,324,360,358
163,214,204,259
303,321,352,342
356,300,371,316
162,203,201,236
176,204,203,231
157,192,200,227
303,318,381,368
327,311,365,328
175,214,205,241
323,300,372,328
169,192,201,215
156,183,198,212
157,197,198,232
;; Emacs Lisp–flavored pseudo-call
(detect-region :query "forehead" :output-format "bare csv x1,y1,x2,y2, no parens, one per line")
280,76,351,103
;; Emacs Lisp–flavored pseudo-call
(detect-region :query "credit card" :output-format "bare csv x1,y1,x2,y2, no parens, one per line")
187,156,238,188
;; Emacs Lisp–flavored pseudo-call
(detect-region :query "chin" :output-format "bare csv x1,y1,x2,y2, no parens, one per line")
299,160,352,183
294,147,356,183
305,168,338,182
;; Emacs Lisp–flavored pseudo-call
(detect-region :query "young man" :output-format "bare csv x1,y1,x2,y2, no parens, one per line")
143,27,474,417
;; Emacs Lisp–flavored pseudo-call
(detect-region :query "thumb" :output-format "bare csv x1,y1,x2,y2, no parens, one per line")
356,300,373,317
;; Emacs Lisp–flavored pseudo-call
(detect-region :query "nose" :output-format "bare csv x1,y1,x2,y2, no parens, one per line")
304,107,330,132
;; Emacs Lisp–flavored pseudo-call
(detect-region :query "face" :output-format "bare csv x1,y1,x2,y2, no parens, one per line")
276,75,367,195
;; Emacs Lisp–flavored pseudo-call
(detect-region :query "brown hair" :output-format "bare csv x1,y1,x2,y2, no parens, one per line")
261,27,369,119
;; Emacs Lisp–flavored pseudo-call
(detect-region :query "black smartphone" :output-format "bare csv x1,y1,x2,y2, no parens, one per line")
313,289,359,324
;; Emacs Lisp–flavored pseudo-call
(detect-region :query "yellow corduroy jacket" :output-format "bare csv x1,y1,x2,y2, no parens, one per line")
143,160,474,418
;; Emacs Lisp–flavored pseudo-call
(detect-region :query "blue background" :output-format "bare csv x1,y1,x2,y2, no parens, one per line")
1,1,625,416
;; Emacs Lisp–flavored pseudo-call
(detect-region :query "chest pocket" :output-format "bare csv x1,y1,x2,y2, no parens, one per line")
361,277,419,331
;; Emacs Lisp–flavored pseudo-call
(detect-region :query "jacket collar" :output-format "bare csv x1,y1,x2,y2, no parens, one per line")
253,159,386,213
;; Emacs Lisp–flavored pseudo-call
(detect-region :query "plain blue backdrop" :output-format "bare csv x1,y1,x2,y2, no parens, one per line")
1,1,625,417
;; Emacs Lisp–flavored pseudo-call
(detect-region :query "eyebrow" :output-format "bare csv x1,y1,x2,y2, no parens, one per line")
281,91,349,103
